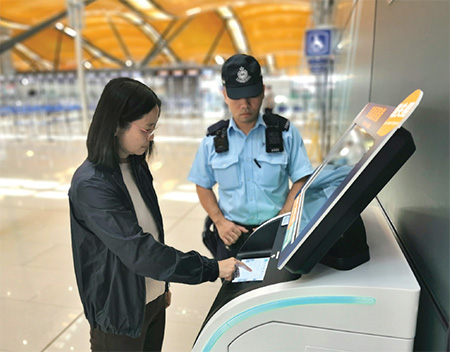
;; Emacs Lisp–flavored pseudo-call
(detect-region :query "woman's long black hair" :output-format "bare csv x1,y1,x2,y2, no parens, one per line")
86,77,161,169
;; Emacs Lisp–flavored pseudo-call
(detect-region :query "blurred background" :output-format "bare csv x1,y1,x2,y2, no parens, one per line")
0,0,448,351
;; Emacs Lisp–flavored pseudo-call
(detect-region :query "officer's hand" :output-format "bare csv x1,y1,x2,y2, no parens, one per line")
216,219,248,246
218,258,252,281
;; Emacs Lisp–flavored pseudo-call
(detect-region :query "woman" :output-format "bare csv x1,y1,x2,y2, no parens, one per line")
69,77,247,351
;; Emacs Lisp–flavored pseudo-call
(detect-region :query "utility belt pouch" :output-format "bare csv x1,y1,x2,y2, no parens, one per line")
201,216,229,259
202,216,217,258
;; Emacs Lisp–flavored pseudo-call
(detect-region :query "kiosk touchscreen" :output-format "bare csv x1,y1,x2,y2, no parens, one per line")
193,90,423,352
278,89,423,274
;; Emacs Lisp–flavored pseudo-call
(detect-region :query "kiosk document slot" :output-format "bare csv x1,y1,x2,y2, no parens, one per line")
193,90,423,352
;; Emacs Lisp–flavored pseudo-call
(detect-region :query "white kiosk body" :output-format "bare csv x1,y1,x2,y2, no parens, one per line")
193,204,420,351
193,92,423,352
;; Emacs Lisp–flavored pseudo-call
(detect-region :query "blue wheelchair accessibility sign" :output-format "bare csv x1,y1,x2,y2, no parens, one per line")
305,29,332,56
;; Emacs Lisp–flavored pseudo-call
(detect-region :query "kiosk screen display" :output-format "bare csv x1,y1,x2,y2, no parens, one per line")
282,124,374,251
232,257,270,283
278,90,423,273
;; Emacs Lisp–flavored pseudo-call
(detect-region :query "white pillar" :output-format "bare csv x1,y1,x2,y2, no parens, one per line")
67,0,89,132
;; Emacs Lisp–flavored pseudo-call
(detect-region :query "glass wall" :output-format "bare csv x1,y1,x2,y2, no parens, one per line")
0,67,320,139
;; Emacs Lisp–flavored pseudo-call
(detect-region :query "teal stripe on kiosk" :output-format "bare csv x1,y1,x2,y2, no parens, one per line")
203,295,376,352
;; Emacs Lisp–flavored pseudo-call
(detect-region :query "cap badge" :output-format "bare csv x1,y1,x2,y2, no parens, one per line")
236,67,251,84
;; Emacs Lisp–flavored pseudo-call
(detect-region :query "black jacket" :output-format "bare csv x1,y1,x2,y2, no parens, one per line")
69,155,219,338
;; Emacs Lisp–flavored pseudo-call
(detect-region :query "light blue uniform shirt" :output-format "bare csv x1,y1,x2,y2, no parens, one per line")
188,114,314,225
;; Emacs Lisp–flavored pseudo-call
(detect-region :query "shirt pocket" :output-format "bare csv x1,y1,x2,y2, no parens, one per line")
211,155,241,190
255,153,288,187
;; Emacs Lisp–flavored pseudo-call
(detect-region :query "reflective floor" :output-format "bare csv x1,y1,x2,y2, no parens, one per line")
0,113,317,352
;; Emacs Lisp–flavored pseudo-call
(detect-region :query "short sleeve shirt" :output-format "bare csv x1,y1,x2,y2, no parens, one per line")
188,114,314,225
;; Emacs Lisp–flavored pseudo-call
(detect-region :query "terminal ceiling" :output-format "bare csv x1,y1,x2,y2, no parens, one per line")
0,0,312,75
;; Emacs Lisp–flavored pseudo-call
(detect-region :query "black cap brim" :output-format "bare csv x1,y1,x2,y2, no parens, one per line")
226,82,264,100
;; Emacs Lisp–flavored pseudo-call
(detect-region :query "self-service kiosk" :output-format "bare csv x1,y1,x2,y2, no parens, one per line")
193,90,423,352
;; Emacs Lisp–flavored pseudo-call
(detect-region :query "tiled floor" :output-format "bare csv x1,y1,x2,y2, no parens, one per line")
0,113,316,352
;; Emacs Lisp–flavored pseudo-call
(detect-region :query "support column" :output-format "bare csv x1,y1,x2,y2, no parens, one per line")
67,0,89,132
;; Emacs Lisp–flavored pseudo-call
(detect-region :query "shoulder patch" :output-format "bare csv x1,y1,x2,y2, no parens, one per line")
263,113,290,131
206,119,229,136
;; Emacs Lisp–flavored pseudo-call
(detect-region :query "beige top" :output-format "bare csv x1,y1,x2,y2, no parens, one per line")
120,161,165,304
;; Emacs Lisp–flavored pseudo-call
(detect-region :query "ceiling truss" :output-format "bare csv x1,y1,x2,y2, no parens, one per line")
0,0,312,75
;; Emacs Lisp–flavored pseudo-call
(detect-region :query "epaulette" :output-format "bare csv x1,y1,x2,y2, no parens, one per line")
206,119,230,136
263,113,290,131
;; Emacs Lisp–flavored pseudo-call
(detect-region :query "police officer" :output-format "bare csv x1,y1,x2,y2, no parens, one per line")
189,54,314,260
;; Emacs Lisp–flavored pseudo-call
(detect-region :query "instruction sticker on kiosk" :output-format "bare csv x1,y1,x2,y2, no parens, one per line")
232,258,270,283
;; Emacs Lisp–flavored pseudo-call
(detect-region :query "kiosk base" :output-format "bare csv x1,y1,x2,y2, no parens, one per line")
193,203,420,352
320,215,370,270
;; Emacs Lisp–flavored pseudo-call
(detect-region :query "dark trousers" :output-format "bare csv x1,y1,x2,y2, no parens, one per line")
90,294,166,352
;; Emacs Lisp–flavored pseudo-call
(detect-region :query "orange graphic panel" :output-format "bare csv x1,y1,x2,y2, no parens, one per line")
377,90,423,136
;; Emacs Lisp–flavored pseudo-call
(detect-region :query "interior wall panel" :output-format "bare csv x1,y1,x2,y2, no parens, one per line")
333,0,449,349
369,0,449,350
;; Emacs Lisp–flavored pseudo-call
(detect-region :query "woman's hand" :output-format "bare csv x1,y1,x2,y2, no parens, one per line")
218,258,252,281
